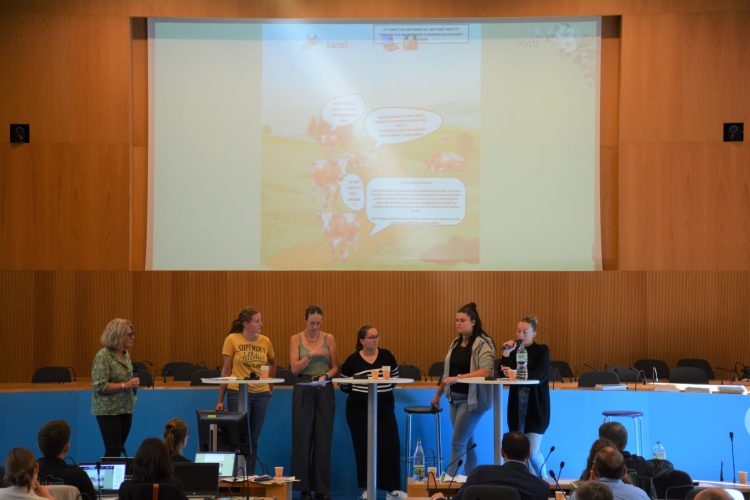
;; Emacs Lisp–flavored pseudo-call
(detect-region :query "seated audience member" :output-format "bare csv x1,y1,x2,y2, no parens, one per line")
163,419,190,463
581,438,620,481
694,488,734,500
575,481,615,500
599,422,686,496
36,420,97,500
0,448,54,500
118,438,187,500
573,447,650,500
431,431,549,500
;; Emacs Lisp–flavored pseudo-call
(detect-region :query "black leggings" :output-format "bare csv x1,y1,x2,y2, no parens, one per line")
96,414,133,457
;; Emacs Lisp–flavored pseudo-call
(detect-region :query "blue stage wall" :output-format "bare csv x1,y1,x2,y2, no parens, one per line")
1,387,748,496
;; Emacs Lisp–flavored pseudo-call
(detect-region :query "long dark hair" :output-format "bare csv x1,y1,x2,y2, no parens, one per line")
229,306,260,334
356,324,374,351
132,438,173,482
455,302,489,349
305,305,323,319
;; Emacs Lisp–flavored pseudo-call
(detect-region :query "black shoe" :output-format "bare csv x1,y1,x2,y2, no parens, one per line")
316,494,331,500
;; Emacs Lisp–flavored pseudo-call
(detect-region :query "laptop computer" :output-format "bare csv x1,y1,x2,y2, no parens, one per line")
194,451,236,478
79,462,127,494
172,462,219,498
100,456,133,477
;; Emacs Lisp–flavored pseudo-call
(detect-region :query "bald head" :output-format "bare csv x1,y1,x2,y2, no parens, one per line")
694,489,733,500
593,447,625,479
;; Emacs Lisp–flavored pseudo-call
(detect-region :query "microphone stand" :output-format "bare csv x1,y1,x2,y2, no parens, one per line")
730,432,736,484
538,446,555,478
95,461,102,500
652,367,659,384
443,459,463,496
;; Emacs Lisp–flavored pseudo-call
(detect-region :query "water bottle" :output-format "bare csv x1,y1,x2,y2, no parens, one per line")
516,342,528,381
413,438,425,482
652,441,666,460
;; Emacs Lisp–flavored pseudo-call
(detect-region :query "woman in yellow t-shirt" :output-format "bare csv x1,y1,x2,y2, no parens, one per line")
216,306,276,474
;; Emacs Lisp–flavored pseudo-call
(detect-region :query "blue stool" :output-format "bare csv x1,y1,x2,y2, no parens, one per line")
404,405,443,482
602,410,644,456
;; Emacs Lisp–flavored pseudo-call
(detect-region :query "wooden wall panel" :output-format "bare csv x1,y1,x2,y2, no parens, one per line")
3,271,748,383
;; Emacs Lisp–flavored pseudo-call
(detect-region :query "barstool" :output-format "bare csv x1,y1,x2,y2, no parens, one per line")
404,405,443,483
602,410,644,456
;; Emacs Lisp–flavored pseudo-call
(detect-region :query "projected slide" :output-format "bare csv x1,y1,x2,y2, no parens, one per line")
148,19,601,270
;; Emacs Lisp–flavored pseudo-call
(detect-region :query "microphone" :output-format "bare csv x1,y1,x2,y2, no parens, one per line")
734,362,747,380
720,460,724,482
652,366,659,384
538,446,556,478
716,366,735,383
549,469,562,491
730,432,736,484
447,459,463,492
633,370,647,391
95,461,102,500
583,363,598,371
558,461,566,479
443,443,477,478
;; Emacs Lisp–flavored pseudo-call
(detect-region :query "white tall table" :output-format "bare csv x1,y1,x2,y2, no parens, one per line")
457,378,538,464
332,377,413,500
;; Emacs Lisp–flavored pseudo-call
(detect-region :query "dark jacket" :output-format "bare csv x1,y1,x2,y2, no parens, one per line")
500,342,551,434
37,457,97,500
453,461,550,500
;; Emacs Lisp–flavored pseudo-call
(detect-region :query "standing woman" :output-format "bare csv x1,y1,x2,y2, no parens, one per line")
91,318,140,457
340,325,407,500
289,306,339,500
431,303,495,476
499,316,550,477
216,306,276,474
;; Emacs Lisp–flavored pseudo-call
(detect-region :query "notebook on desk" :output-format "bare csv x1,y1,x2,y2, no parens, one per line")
195,451,237,478
173,462,219,497
80,462,127,494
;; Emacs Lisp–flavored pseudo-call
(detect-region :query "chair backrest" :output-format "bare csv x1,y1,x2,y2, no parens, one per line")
132,361,153,373
398,364,422,381
578,370,620,388
46,485,81,500
462,484,521,500
32,366,73,383
427,361,444,381
608,366,641,382
550,360,574,379
160,361,193,378
135,368,154,388
634,359,670,380
172,364,202,381
676,358,714,379
119,482,185,500
190,368,221,386
656,469,693,499
669,366,709,384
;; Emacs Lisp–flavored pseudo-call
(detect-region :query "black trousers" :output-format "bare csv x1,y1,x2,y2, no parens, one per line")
291,383,335,494
96,414,133,457
346,398,401,492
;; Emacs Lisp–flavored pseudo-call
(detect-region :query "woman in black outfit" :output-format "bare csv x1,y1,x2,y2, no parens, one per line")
499,315,551,477
340,325,406,500
118,438,187,500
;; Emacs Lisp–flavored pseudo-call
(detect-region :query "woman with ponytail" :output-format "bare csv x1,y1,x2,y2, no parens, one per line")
0,448,53,499
163,418,190,463
431,303,496,477
215,306,276,474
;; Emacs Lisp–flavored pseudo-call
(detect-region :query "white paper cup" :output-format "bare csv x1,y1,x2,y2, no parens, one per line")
382,366,391,379
260,365,269,378
739,470,747,484
274,466,283,478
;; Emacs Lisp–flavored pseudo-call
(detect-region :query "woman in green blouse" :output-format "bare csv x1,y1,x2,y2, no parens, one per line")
91,318,140,457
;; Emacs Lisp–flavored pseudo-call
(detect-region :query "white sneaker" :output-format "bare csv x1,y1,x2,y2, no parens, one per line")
359,491,367,500
386,490,408,500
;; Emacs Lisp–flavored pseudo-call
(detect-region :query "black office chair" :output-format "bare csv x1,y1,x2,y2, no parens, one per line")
132,360,154,374
550,360,575,380
656,469,694,499
119,482,186,500
189,368,220,386
608,366,641,382
461,484,521,500
668,366,709,384
634,359,670,381
160,361,194,381
676,358,714,380
427,361,444,383
135,369,154,388
172,364,205,382
578,370,620,388
31,366,73,383
398,364,422,381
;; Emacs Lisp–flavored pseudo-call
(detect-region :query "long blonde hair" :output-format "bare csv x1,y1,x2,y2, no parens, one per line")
100,318,134,350
3,447,37,490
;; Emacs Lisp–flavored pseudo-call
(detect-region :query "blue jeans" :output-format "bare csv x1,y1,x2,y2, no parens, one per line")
227,390,271,474
447,393,483,476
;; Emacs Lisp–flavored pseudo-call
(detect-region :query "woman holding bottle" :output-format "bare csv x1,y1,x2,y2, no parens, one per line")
499,315,551,477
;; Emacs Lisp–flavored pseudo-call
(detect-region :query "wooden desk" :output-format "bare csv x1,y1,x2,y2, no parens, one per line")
407,478,460,498
219,478,292,500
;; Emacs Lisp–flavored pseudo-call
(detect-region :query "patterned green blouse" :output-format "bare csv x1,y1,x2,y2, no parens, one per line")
91,347,136,416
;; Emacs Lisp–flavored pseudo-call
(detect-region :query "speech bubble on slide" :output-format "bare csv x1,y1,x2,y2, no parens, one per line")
340,173,365,211
365,108,443,149
366,177,465,236
321,94,366,130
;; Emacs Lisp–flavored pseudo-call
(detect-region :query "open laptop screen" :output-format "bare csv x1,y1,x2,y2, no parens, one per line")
79,463,127,493
194,452,236,478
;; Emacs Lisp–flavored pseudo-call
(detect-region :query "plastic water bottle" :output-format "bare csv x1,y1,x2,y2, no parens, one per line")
516,342,528,380
413,439,425,482
652,441,666,460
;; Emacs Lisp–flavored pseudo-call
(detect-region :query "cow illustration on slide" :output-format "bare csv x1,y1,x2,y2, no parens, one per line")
315,211,361,262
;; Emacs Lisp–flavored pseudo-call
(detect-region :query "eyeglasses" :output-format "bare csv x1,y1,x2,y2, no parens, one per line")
126,332,135,337
365,335,379,340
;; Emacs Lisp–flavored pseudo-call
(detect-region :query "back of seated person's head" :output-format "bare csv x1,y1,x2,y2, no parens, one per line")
501,431,530,461
4,448,37,491
593,447,626,480
583,438,616,480
163,418,188,456
598,422,627,452
576,480,614,500
38,419,71,459
695,488,734,500
132,438,173,483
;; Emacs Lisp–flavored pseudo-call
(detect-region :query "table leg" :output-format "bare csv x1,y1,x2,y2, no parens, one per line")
494,383,502,464
367,383,378,500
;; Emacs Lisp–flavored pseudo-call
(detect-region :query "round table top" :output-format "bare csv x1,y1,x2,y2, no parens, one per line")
331,377,414,384
201,377,285,384
456,377,539,385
